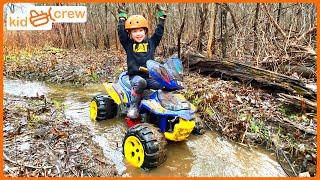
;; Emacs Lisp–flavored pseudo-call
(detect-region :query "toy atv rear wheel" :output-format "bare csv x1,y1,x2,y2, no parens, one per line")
192,115,206,135
123,123,167,170
89,95,117,121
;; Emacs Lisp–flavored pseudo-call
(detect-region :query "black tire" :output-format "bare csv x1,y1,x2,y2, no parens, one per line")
123,123,167,170
90,95,117,121
192,115,206,135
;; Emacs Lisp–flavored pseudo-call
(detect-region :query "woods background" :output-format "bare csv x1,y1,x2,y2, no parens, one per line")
4,3,317,80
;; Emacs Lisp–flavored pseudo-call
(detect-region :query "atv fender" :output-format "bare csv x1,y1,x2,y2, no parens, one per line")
103,83,128,104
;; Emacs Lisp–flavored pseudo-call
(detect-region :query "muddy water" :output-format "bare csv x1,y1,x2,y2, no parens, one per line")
4,79,287,177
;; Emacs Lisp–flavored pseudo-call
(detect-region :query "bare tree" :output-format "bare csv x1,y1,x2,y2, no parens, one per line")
207,3,217,59
275,3,282,37
225,4,239,32
103,4,110,49
253,3,260,56
262,3,287,39
220,4,228,58
5,3,316,66
110,7,120,50
177,4,187,58
197,3,209,52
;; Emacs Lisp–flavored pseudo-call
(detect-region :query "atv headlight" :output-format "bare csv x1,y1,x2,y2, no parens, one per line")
158,91,191,111
179,102,190,109
161,100,190,111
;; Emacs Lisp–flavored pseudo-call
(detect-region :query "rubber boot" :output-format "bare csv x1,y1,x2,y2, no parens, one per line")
127,91,142,119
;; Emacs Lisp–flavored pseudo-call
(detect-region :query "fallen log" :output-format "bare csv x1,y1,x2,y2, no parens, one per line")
261,61,315,79
282,65,315,79
182,52,316,101
275,115,317,135
278,93,317,111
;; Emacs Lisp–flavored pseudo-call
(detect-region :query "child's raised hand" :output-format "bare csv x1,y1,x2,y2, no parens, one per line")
118,3,128,20
155,4,167,19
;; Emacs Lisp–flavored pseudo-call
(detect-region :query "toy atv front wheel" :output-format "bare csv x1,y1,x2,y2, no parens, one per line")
89,95,117,121
123,123,167,170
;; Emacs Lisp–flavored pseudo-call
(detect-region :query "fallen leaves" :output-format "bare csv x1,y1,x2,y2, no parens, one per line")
3,94,119,177
5,49,126,84
182,72,317,176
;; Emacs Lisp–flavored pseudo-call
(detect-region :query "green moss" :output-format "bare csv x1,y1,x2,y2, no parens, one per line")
249,119,269,139
52,99,64,109
91,72,99,82
205,106,215,118
46,47,64,53
249,122,260,133
27,114,44,128
279,104,300,115
5,54,18,62
19,49,33,59
288,114,298,121
192,96,202,106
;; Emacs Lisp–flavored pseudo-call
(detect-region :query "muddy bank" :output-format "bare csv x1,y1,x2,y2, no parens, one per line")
4,48,126,84
3,94,119,177
182,73,316,177
4,48,317,176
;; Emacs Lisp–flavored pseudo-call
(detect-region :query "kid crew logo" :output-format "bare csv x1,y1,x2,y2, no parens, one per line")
7,6,87,30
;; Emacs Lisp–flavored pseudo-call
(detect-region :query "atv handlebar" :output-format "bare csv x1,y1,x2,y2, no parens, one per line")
139,67,149,73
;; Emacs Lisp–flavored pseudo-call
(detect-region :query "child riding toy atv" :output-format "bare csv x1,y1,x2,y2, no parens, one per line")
89,56,204,169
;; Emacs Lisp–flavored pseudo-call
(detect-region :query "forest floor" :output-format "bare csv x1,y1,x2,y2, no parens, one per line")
3,94,119,177
3,47,317,177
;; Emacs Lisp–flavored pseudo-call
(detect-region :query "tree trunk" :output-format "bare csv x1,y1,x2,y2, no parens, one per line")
262,3,287,39
275,3,282,37
146,4,154,35
225,4,239,32
295,5,302,32
177,4,187,58
253,3,260,56
69,24,77,49
104,4,110,49
220,4,228,58
207,3,217,59
59,24,69,48
111,9,119,50
310,5,315,27
197,3,209,52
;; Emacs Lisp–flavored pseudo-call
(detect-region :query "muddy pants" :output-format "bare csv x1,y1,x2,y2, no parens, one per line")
129,75,162,95
126,75,162,118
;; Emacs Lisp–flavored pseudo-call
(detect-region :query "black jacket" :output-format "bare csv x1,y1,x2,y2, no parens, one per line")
117,19,164,78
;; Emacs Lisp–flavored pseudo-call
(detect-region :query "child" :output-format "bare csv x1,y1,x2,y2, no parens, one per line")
117,4,167,119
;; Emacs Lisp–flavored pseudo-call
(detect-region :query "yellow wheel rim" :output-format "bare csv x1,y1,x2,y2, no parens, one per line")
89,100,98,121
124,136,145,167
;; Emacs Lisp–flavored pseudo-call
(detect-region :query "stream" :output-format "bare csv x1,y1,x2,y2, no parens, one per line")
4,79,287,177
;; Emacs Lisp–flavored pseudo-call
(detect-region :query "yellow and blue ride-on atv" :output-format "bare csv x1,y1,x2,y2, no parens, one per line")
89,56,204,170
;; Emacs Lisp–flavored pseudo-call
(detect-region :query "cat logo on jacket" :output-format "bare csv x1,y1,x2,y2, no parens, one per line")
133,43,148,53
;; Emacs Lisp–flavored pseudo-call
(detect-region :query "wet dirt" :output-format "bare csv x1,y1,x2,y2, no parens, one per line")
4,78,287,177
